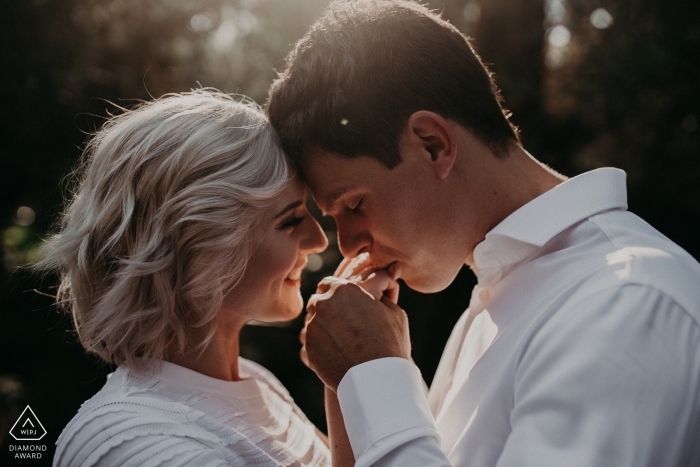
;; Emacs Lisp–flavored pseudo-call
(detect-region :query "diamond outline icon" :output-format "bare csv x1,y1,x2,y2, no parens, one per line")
10,405,47,441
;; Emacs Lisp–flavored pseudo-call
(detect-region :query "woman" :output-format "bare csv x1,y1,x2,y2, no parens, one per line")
36,90,333,467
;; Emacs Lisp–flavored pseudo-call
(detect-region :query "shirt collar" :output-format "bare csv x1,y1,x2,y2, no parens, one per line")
472,168,628,284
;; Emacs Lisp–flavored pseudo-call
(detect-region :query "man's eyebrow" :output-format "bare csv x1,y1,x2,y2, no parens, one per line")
274,200,303,219
326,185,356,207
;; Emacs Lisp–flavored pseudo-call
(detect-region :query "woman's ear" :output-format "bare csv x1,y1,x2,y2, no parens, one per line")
405,111,457,179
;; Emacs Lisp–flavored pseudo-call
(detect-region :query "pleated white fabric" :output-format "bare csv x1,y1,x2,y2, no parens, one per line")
53,358,330,467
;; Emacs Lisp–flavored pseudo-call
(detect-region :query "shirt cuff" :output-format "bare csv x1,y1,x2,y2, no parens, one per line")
337,357,440,459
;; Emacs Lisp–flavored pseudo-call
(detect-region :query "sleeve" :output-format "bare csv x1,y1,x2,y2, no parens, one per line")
336,358,451,467
495,284,700,467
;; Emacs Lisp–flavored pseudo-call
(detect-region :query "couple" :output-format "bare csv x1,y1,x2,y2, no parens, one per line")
40,1,700,466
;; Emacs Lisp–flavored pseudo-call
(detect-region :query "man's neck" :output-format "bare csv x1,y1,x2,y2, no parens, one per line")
494,146,566,223
460,143,566,268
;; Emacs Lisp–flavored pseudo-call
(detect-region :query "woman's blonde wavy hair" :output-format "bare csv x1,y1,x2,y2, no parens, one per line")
35,89,291,369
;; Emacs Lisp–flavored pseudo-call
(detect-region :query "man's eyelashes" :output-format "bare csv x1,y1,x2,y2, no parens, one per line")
350,197,364,213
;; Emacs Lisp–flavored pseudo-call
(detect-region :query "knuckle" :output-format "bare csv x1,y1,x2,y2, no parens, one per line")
313,298,329,313
336,282,360,297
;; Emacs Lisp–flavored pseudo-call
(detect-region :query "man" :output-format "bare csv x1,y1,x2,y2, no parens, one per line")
267,1,700,466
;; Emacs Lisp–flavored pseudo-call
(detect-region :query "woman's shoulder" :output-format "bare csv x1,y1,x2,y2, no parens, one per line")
53,367,222,467
54,362,330,467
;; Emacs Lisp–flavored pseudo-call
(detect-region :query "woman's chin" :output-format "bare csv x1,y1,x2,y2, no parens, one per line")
283,279,304,309
291,291,304,316
278,291,304,321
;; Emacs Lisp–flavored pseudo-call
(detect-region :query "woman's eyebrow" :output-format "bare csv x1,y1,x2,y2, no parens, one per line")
274,200,303,219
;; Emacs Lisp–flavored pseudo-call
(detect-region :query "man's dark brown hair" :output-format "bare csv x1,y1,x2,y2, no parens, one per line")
266,0,520,177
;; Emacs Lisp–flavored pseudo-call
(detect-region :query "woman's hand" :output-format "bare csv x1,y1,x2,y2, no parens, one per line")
299,253,403,370
328,252,400,304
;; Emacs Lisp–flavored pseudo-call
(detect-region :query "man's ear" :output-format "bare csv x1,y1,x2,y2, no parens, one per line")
405,111,457,180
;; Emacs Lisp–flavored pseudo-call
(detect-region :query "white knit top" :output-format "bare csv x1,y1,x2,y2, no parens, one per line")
53,358,331,467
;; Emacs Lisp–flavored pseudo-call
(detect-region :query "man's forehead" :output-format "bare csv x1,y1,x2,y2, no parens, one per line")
302,155,366,208
307,178,358,212
303,151,382,181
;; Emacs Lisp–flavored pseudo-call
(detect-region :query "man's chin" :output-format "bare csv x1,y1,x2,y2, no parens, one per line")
401,273,456,294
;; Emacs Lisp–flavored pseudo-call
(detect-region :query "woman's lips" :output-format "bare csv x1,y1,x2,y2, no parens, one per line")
284,278,301,287
285,261,306,285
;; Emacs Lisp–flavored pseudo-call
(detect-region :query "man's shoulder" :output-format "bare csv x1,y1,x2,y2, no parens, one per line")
580,209,700,314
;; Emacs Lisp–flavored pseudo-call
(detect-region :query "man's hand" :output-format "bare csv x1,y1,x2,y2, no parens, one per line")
299,255,411,391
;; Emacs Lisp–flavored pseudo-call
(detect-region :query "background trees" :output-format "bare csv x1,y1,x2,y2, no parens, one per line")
1,1,697,464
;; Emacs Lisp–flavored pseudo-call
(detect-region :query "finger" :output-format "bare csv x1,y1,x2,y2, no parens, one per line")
300,345,309,367
315,276,335,295
358,269,400,301
336,252,372,279
380,296,411,357
308,280,336,310
299,326,307,346
346,264,377,283
383,277,400,304
306,289,333,313
334,256,354,277
307,294,320,312
380,294,404,311
316,275,350,294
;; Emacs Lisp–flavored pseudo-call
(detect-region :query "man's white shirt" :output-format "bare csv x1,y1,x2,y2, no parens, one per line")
337,168,700,467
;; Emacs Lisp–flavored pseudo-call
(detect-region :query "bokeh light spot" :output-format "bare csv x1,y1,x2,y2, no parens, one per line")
211,20,239,52
545,0,567,25
545,48,566,69
0,375,23,399
306,254,324,273
16,206,36,227
548,25,571,48
590,8,613,29
190,14,213,33
463,2,481,24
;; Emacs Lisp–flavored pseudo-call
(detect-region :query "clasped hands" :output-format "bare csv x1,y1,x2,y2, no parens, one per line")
300,253,411,391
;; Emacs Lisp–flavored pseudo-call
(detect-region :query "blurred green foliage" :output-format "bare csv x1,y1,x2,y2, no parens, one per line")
1,0,698,465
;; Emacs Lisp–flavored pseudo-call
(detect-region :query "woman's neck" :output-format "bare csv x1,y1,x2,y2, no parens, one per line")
174,317,246,382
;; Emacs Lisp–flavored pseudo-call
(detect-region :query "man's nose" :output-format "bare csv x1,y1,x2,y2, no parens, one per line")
336,220,371,258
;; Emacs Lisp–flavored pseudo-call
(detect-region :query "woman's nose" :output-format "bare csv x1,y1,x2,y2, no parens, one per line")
303,216,328,254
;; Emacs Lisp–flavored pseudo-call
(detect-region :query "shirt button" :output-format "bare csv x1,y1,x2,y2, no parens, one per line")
479,289,490,301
